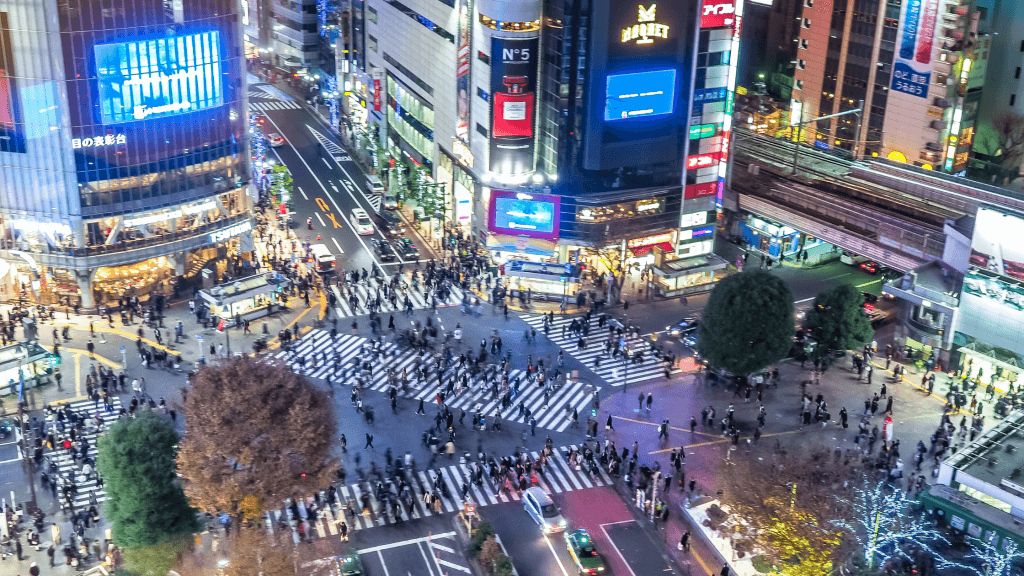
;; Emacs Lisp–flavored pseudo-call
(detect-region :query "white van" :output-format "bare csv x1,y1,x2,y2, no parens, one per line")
366,175,384,196
309,244,336,273
840,250,870,266
351,208,374,235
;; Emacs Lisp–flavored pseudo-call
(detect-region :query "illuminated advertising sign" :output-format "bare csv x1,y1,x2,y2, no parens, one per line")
701,0,736,28
620,4,671,46
959,268,1024,356
95,30,224,123
689,123,718,139
680,210,711,227
488,190,560,240
455,0,473,142
0,12,25,153
489,37,539,175
687,153,719,169
691,225,715,238
72,134,127,149
970,208,1024,281
684,182,718,198
209,221,252,243
605,69,676,121
890,0,937,98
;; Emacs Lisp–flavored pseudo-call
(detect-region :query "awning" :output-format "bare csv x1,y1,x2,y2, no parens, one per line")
629,242,674,256
653,253,729,279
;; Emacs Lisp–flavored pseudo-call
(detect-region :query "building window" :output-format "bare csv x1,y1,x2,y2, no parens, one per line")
1020,39,1024,51
368,6,377,23
477,51,489,65
477,87,488,101
1017,67,1022,79
800,39,809,49
368,35,378,52
803,18,811,28
478,14,541,31
476,123,488,137
798,59,807,69
804,0,813,6
795,79,804,90
382,52,434,96
1012,94,1017,106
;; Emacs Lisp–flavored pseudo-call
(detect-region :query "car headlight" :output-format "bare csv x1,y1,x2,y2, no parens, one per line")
598,568,605,572
560,519,567,526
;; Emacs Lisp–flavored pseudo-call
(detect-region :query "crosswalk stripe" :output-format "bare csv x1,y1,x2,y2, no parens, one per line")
520,314,681,387
276,331,596,432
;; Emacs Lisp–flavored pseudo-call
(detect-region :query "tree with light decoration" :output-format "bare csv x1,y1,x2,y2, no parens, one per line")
832,480,946,571
937,539,1024,576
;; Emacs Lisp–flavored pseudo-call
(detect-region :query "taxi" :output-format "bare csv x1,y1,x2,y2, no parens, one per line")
336,553,364,576
565,529,605,575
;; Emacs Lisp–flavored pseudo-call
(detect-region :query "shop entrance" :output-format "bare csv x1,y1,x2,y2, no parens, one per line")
956,345,1021,395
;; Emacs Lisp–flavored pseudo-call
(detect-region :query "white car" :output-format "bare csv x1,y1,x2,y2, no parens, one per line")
523,487,566,534
267,132,285,147
351,208,374,235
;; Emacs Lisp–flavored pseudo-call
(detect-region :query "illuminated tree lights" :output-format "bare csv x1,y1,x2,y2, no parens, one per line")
939,539,1024,576
326,74,339,127
832,481,946,570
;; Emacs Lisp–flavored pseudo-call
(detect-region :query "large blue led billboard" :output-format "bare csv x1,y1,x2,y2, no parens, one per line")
94,30,224,124
604,69,676,121
488,191,560,240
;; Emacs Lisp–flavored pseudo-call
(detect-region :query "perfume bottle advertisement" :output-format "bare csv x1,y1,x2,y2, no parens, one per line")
488,36,539,175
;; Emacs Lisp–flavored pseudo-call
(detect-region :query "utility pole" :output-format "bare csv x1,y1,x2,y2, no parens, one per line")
791,107,863,175
852,99,865,161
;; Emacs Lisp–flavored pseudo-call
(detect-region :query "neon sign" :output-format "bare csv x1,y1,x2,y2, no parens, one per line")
621,4,670,45
687,153,719,169
209,221,252,243
72,134,126,148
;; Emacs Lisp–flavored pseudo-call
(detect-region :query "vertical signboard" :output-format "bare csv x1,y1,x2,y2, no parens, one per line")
372,69,382,112
455,0,473,144
488,36,539,175
0,13,25,153
891,0,938,98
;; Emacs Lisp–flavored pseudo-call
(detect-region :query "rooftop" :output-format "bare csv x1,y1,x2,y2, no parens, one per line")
946,409,1024,498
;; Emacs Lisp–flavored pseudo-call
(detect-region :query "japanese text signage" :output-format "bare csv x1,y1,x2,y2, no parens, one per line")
684,182,718,199
621,4,670,45
890,0,937,98
701,0,736,28
687,153,719,169
72,134,127,149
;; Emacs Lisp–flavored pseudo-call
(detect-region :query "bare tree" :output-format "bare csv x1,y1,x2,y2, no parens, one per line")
177,357,338,520
993,112,1024,180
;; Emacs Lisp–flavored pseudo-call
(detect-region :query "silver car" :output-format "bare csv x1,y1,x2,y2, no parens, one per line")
523,487,566,534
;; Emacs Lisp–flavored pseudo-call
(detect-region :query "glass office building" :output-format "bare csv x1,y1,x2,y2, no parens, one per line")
0,0,252,309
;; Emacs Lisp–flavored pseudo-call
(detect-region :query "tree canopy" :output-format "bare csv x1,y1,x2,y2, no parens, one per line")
177,356,338,519
696,270,794,375
97,410,199,549
804,284,873,361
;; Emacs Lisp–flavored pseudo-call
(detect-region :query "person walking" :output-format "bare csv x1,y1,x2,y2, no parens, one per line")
646,393,653,413
690,416,698,434
364,433,374,450
658,419,670,440
679,530,690,552
606,414,614,431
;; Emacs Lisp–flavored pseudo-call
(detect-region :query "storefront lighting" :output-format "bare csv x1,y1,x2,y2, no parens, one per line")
9,220,72,235
532,174,544,184
516,193,534,200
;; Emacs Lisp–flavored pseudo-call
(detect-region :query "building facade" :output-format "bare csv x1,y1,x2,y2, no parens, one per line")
791,0,987,174
345,0,741,297
0,0,253,309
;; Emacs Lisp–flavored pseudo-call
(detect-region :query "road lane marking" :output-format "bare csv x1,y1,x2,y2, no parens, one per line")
417,542,438,576
436,558,471,573
541,534,570,576
824,272,853,280
857,279,882,288
322,157,331,168
429,542,455,554
316,213,326,226
332,237,344,254
331,184,339,192
378,551,392,576
598,522,639,576
794,297,815,304
297,186,308,200
357,532,457,553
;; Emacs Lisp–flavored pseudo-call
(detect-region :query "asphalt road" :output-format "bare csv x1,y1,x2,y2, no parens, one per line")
353,519,470,576
253,87,413,279
483,485,677,576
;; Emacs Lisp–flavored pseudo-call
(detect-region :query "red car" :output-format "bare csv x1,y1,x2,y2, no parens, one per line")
859,261,879,274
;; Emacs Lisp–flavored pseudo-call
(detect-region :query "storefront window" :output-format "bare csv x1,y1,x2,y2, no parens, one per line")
93,257,173,306
577,198,666,223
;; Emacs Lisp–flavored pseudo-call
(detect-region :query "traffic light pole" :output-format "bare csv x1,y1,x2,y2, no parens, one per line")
791,107,862,175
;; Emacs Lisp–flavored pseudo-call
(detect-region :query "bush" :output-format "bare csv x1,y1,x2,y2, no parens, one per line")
468,522,494,558
492,554,514,576
478,538,501,570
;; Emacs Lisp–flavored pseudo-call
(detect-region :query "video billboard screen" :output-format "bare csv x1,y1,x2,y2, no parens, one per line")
0,12,24,153
488,191,560,240
958,268,1024,355
969,208,1024,281
95,30,224,124
488,36,538,175
605,69,676,121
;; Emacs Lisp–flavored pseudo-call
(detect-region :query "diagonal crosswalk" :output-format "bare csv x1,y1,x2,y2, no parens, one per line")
327,283,466,318
44,397,125,511
520,314,680,386
250,100,302,111
271,329,597,432
264,445,614,541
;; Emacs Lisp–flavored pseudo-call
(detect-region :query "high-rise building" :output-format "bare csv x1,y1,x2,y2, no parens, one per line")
271,0,321,68
0,0,252,309
792,0,987,174
344,0,743,297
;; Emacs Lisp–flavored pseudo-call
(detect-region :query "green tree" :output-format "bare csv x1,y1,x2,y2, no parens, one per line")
804,284,873,361
121,534,193,576
97,411,200,549
696,270,794,376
